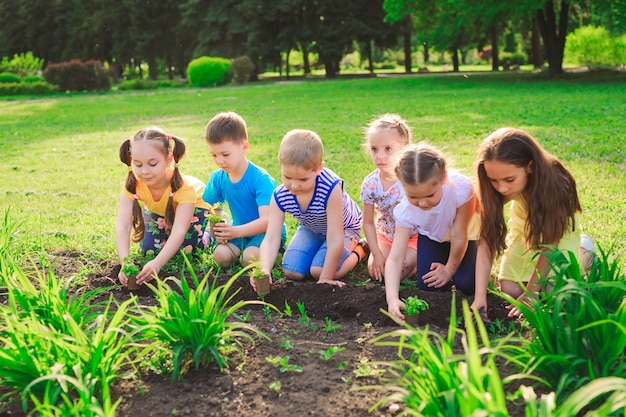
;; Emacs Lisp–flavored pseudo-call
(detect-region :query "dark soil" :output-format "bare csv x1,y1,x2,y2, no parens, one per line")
1,251,522,417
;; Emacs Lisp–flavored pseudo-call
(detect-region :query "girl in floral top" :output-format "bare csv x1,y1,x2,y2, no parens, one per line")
360,114,418,281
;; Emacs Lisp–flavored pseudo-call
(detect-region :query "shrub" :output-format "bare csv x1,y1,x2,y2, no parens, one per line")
499,51,527,67
230,56,255,84
43,59,111,92
186,56,231,87
23,75,45,83
0,72,21,83
565,25,624,68
0,52,44,77
0,81,59,96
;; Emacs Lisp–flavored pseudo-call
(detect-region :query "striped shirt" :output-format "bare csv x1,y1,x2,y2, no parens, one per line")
273,167,362,234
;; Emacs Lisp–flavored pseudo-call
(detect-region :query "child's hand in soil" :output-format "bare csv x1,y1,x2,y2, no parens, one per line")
137,260,161,285
118,271,129,286
387,298,406,320
317,278,346,288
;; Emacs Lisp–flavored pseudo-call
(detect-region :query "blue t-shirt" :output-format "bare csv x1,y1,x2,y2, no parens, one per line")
203,161,286,239
273,167,362,235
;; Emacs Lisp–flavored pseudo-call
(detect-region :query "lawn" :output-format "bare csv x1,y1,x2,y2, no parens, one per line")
1,71,625,258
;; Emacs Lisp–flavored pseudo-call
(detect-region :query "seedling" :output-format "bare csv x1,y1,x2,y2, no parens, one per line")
337,359,351,370
121,256,140,290
323,316,341,332
250,265,271,296
318,346,345,362
296,301,310,325
402,295,429,316
207,202,224,223
263,305,273,322
269,380,282,393
353,357,384,378
233,309,251,323
265,355,303,373
279,336,294,350
282,300,293,317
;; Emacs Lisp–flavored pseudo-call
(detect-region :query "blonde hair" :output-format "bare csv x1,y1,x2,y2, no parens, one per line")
278,129,324,171
363,113,412,147
395,142,447,186
205,112,248,144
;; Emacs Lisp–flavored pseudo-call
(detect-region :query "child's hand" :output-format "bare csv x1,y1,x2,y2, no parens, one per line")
212,222,235,243
137,260,161,285
387,299,406,320
317,278,346,288
470,300,490,323
368,254,385,281
422,262,453,288
118,271,128,286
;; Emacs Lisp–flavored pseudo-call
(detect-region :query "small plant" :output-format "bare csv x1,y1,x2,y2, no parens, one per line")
263,305,273,322
269,380,282,393
323,316,341,332
318,346,345,362
282,300,293,317
120,256,140,276
265,355,303,373
296,301,310,325
233,309,251,323
402,295,429,316
353,357,385,378
337,359,351,370
279,336,294,350
207,202,224,223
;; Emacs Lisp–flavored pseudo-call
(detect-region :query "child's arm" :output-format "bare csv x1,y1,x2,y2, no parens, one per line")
212,205,269,242
423,194,476,288
136,202,195,285
115,195,134,285
506,245,555,317
317,186,346,286
384,226,411,319
362,203,384,280
256,198,285,282
471,241,493,321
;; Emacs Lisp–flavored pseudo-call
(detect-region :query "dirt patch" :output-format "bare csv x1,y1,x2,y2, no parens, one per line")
1,252,521,417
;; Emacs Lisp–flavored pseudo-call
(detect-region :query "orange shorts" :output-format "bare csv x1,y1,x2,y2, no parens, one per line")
377,233,418,250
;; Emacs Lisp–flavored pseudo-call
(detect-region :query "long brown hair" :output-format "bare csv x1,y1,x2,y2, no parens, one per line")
475,127,581,256
119,127,187,242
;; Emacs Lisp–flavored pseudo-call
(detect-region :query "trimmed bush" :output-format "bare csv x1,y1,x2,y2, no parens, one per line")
499,51,527,67
23,75,45,83
0,52,44,77
186,56,231,87
0,72,21,84
43,59,111,92
0,81,60,96
230,56,255,84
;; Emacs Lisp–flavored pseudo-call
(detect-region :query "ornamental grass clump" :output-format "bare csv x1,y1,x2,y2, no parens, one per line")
505,247,626,402
132,254,273,381
365,296,515,416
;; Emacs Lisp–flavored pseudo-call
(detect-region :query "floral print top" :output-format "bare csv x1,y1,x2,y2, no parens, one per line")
359,169,408,241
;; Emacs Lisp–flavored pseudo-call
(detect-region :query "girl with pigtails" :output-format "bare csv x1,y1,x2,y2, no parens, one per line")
116,126,212,287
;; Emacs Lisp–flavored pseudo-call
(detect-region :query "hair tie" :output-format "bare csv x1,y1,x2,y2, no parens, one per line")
174,163,179,168
168,135,175,152
133,194,139,200
169,192,174,198
128,166,133,172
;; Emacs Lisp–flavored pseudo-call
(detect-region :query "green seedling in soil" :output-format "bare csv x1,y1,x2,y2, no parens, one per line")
265,355,303,373
323,316,341,332
354,357,384,378
337,359,351,370
318,346,345,362
363,322,373,328
233,309,251,323
487,317,517,337
280,336,294,351
283,300,293,317
296,301,310,325
121,256,140,276
269,380,282,393
263,305,273,322
399,279,419,290
341,376,353,384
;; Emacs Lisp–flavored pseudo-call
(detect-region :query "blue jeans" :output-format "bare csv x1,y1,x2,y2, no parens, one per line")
282,225,360,276
416,233,477,295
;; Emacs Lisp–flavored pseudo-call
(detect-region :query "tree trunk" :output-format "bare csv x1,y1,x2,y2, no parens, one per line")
536,0,569,76
531,20,543,69
423,42,429,63
366,41,374,73
301,42,311,74
451,49,459,72
286,49,290,79
403,18,412,73
491,25,499,71
147,56,158,80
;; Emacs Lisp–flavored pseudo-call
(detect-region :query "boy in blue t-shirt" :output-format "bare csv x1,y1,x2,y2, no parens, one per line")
203,112,285,268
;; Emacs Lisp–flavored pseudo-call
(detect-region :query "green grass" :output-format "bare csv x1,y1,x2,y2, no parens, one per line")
1,72,625,260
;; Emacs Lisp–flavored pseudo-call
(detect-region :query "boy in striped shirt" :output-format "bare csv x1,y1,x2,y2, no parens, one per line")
253,129,367,290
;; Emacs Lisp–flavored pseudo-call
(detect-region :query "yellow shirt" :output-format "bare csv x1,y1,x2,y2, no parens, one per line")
122,174,211,216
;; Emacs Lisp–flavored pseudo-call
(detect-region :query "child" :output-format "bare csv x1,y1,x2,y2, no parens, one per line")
254,129,365,289
116,127,211,287
385,143,479,320
360,114,417,281
471,127,587,320
203,112,285,268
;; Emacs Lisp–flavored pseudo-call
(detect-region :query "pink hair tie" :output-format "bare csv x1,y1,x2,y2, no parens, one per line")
169,192,174,198
133,194,139,200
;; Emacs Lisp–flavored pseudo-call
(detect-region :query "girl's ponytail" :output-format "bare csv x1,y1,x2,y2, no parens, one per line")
164,135,187,235
119,139,145,242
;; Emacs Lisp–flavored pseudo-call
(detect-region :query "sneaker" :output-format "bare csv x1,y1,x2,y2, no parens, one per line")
580,234,596,272
352,239,370,263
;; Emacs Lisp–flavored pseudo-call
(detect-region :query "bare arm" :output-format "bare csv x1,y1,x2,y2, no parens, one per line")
115,195,134,267
384,226,411,319
318,186,345,284
362,203,384,280
471,240,494,319
259,199,285,276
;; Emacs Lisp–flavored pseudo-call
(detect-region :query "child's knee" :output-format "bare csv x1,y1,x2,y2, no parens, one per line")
212,244,238,267
283,269,305,281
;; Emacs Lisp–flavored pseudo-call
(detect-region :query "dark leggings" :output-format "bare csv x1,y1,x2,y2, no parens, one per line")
416,233,477,295
141,207,209,256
